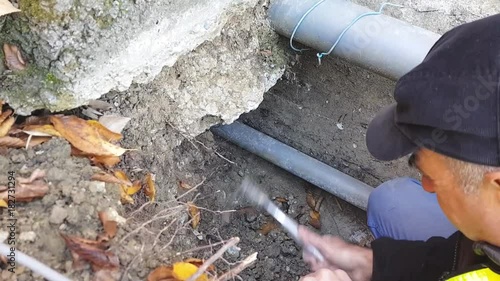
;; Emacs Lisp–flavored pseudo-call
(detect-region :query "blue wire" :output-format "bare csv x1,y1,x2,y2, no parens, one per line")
289,0,327,52
317,2,403,65
288,1,403,64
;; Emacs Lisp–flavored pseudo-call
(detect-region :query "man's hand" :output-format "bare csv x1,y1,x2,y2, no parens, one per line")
300,269,353,281
299,226,373,281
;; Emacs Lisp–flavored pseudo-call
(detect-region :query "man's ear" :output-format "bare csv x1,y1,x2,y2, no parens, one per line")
484,171,500,198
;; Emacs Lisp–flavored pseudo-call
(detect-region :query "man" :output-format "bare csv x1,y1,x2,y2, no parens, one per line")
299,14,500,281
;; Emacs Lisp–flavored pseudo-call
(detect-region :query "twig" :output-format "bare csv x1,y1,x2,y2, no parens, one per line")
159,219,191,252
166,121,199,150
126,201,152,219
334,197,343,212
178,202,236,215
186,237,240,281
118,207,183,245
120,242,145,281
176,240,228,255
194,139,236,165
215,252,258,281
152,218,177,249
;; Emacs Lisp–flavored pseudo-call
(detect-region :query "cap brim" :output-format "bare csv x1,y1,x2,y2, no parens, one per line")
366,104,417,161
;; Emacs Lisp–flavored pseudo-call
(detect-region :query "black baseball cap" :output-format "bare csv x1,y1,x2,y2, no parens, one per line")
366,14,500,166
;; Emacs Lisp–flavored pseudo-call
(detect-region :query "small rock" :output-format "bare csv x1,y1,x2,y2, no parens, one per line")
280,241,298,256
89,181,106,193
225,246,241,258
50,206,68,224
81,228,98,239
19,231,36,242
238,170,245,177
48,167,68,182
102,207,126,225
10,152,26,163
353,143,357,148
71,190,86,204
245,212,258,223
26,149,35,159
41,193,58,206
66,206,81,225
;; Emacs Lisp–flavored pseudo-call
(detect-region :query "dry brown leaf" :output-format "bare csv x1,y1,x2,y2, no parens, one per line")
144,173,156,202
0,109,13,124
0,116,15,137
113,170,129,183
98,211,117,240
23,124,62,137
50,115,129,156
113,170,135,204
184,258,216,272
178,181,192,190
90,155,121,168
0,199,7,208
91,172,132,186
87,120,122,142
274,197,288,203
172,262,208,281
309,210,321,230
306,191,316,210
0,136,25,148
71,147,121,168
0,170,48,202
126,180,142,195
120,186,134,205
187,202,201,229
61,234,119,270
98,115,131,134
0,180,48,202
0,1,20,17
147,266,175,281
3,43,26,71
259,220,278,235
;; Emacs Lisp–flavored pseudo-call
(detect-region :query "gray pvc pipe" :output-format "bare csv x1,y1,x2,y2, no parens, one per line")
269,0,442,80
212,122,373,210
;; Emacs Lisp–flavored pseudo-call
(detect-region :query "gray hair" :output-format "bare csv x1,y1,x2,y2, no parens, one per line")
445,156,498,194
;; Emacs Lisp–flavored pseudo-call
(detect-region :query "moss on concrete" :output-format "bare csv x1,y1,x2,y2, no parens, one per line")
19,0,58,22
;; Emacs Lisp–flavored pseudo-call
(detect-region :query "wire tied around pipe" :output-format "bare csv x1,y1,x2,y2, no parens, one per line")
289,1,404,65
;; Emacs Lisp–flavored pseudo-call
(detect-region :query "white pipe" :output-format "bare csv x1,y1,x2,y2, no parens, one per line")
0,243,72,281
269,0,441,80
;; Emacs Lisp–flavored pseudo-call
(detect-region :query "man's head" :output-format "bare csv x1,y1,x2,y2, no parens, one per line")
409,148,500,245
366,14,500,245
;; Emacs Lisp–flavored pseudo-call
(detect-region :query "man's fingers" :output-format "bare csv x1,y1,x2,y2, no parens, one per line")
302,250,333,271
298,226,346,257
